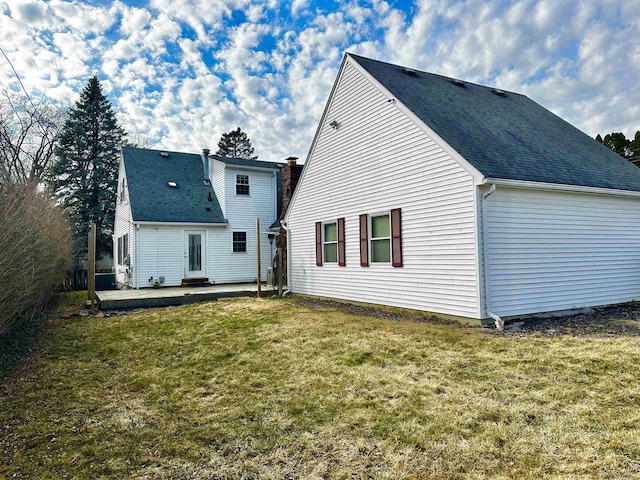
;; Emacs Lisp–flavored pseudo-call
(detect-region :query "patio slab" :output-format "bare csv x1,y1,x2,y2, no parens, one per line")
96,283,278,310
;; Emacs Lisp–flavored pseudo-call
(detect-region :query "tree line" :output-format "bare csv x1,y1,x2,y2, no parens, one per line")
596,131,640,165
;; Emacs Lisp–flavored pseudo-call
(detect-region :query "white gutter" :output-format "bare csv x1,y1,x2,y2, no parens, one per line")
480,184,503,330
482,177,640,198
281,220,292,296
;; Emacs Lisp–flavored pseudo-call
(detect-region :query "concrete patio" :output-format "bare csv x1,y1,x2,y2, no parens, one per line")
96,283,279,310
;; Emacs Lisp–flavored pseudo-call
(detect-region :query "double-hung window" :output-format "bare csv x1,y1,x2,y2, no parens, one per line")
233,231,247,252
370,214,391,263
360,209,402,267
323,222,338,263
236,174,250,195
315,218,345,266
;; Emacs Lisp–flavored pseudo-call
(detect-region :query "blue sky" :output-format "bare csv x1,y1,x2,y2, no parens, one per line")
1,0,639,161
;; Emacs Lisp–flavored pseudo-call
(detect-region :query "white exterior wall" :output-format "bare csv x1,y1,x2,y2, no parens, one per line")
208,167,277,283
210,159,226,215
286,60,480,318
485,186,640,317
114,158,134,286
136,225,227,287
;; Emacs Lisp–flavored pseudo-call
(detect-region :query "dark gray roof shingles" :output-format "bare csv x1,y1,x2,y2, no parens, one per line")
351,54,640,192
122,147,227,224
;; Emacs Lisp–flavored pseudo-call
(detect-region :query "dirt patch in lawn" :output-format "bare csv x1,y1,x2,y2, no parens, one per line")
293,297,640,337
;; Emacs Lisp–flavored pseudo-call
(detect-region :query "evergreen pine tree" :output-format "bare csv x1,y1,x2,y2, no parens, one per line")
49,76,125,261
216,127,258,159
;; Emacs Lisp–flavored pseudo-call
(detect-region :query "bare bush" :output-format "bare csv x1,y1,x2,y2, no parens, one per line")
0,183,72,337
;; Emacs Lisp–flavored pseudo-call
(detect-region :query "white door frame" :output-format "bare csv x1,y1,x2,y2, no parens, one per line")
184,230,206,278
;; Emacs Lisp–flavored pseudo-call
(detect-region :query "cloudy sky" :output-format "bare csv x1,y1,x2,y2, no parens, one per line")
1,0,638,162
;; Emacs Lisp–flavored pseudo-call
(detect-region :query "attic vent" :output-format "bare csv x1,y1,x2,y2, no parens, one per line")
160,152,169,157
491,89,507,97
401,67,418,77
450,79,466,87
168,181,177,188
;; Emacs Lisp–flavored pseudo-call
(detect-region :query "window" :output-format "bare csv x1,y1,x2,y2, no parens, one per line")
119,178,126,202
236,174,250,195
233,231,247,253
360,209,402,267
323,222,338,263
117,234,129,265
370,214,391,263
315,219,345,266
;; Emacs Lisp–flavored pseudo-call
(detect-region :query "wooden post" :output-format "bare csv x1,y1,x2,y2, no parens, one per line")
88,223,96,310
256,218,261,298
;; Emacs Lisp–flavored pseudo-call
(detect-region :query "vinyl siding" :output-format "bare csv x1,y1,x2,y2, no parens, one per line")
286,59,480,318
114,158,134,286
485,187,640,316
211,159,226,215
209,167,276,283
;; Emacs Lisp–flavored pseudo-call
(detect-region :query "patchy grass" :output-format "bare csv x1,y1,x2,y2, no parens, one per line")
2,296,640,479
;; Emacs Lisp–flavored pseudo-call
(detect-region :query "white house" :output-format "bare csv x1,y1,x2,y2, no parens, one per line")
284,53,640,324
114,146,283,288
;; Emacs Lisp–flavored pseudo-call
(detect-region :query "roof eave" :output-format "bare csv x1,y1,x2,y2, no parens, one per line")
482,177,640,198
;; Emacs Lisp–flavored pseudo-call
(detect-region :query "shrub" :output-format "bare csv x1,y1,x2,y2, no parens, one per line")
0,183,72,337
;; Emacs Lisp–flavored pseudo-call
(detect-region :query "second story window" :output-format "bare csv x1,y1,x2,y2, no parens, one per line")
236,174,250,195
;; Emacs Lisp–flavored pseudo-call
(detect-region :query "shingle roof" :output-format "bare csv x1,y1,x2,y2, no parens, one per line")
213,155,285,171
351,54,640,192
122,146,226,224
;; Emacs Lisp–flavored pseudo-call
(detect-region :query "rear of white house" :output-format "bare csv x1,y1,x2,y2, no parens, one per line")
114,147,283,288
285,54,640,322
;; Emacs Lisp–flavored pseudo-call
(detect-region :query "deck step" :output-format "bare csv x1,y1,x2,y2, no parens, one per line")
181,278,211,287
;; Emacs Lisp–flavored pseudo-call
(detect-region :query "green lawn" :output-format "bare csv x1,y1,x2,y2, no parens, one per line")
2,294,640,479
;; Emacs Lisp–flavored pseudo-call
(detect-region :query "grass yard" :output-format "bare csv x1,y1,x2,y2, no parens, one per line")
2,294,640,479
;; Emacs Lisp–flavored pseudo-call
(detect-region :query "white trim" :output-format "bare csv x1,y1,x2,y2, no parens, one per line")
483,177,640,198
346,54,485,184
369,211,391,264
235,173,251,196
134,221,228,227
232,230,248,254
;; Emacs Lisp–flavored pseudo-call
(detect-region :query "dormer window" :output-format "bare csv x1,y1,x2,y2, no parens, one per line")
236,174,250,195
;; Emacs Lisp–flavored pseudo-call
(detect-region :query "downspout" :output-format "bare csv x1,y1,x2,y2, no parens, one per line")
481,183,504,330
281,220,292,296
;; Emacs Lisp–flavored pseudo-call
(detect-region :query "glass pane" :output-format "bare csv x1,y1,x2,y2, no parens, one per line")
324,222,337,242
324,243,338,263
371,214,390,238
371,239,391,263
189,234,202,271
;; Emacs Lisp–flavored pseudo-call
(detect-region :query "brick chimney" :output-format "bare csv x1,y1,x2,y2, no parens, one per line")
279,157,303,285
